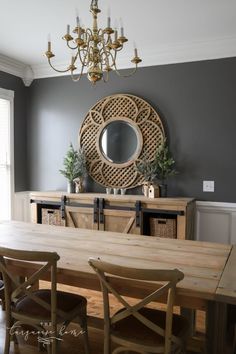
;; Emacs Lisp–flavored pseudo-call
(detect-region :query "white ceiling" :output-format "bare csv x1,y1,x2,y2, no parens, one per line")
1,0,236,81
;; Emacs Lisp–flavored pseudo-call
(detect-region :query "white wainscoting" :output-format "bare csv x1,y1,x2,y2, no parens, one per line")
195,201,236,244
12,191,32,222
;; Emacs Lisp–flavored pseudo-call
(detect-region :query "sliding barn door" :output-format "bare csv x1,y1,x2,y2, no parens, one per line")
99,209,140,234
65,205,98,230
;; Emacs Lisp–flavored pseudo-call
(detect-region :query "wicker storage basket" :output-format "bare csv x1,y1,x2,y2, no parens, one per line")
149,217,177,238
42,208,64,226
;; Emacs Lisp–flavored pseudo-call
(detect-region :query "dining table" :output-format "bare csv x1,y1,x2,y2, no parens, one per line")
0,220,235,354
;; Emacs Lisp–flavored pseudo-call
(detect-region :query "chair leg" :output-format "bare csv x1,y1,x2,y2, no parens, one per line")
4,312,13,354
2,299,6,311
104,332,110,354
4,327,11,354
80,318,90,354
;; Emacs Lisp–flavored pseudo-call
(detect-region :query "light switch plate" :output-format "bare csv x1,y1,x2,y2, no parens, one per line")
203,180,215,192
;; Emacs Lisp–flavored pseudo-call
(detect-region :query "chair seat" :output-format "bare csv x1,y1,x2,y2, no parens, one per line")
111,307,189,348
14,289,87,321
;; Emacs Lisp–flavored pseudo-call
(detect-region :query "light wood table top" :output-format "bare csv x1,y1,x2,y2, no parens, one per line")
0,221,233,309
216,244,236,304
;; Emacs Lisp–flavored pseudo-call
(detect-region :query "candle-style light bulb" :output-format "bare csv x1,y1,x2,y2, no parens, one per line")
47,34,51,51
120,17,124,36
107,7,111,27
133,42,138,57
67,25,70,35
76,16,80,27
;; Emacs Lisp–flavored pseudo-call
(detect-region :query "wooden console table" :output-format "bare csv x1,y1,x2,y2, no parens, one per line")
30,192,195,239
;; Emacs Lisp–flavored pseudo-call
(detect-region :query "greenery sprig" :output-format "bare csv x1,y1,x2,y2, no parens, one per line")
136,138,177,184
59,143,87,182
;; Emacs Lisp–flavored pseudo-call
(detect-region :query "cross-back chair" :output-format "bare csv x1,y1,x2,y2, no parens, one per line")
89,258,189,354
0,247,90,354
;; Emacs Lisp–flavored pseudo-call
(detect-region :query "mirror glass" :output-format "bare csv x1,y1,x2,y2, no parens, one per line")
100,121,139,164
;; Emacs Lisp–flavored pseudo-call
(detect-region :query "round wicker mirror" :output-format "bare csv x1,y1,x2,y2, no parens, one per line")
79,94,165,189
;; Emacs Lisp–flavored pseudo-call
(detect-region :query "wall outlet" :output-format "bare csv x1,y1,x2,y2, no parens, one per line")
203,180,215,192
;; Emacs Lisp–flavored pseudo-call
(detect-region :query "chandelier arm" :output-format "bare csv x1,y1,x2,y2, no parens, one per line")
109,50,117,68
100,42,111,68
82,53,90,67
98,28,103,37
103,33,112,46
99,41,107,57
47,59,71,73
77,48,88,66
66,42,78,50
83,47,91,66
86,28,93,37
100,53,110,67
73,42,88,61
83,33,94,66
70,62,85,82
113,63,138,77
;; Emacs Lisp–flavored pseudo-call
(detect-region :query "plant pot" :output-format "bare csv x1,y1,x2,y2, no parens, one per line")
67,181,75,193
74,177,84,193
159,184,167,197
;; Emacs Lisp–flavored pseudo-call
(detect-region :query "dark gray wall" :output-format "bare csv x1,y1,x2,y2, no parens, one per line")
28,57,236,202
0,71,28,191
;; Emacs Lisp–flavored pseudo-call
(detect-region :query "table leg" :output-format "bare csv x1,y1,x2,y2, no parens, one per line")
180,308,196,336
206,301,227,354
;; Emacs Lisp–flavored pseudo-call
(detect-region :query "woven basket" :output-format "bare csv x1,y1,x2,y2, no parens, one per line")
149,217,177,238
42,208,64,226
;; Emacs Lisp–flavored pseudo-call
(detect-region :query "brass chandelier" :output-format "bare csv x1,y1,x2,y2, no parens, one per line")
45,0,142,84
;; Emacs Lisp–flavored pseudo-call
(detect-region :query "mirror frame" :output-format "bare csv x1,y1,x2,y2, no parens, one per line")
97,117,143,168
79,94,165,189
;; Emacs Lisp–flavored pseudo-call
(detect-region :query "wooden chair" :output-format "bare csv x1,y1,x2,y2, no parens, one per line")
88,258,189,354
0,247,90,354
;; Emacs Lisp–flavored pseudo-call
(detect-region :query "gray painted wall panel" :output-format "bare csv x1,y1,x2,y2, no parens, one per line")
28,58,236,202
0,71,28,191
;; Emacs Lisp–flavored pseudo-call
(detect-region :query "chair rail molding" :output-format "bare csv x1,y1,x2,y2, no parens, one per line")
0,54,34,86
195,201,236,244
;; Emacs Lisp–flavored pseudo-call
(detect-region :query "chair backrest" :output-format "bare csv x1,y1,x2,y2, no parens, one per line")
88,258,184,354
0,247,61,329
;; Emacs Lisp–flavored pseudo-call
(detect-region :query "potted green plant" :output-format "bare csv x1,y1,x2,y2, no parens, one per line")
59,143,87,193
136,138,177,197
